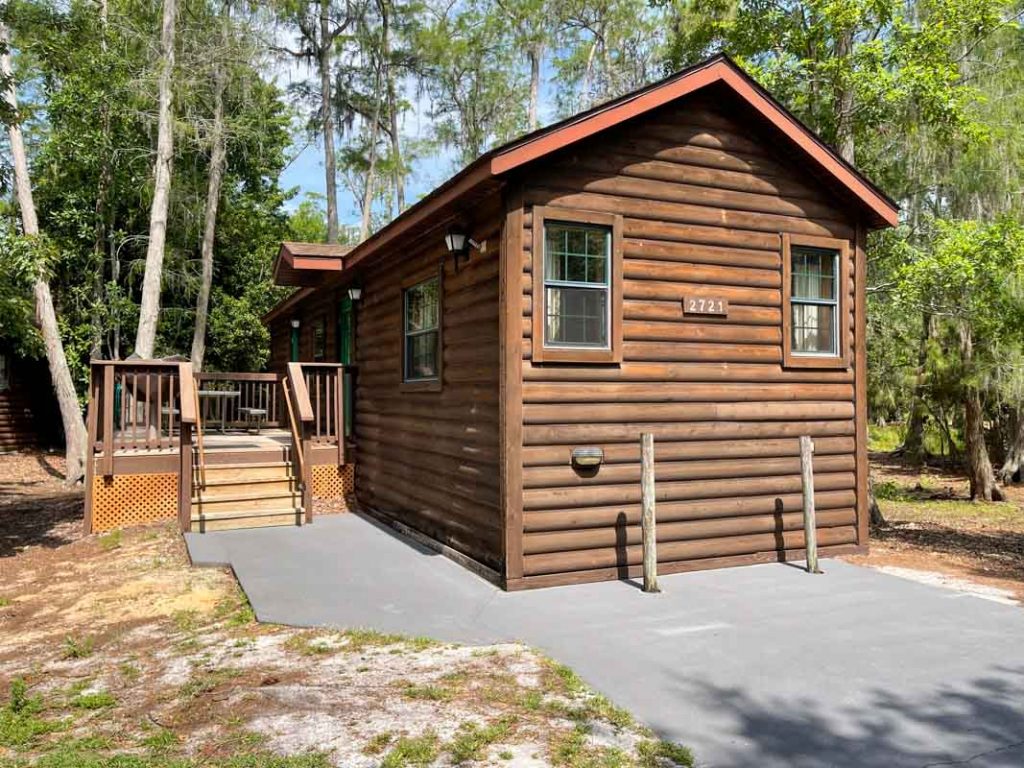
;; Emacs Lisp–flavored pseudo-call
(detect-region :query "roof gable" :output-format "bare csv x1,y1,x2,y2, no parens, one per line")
271,54,897,301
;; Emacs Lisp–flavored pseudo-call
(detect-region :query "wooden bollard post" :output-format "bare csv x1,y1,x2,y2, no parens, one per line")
641,432,660,593
799,435,821,574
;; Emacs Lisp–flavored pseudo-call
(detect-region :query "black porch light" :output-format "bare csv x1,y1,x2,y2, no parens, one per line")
444,228,480,272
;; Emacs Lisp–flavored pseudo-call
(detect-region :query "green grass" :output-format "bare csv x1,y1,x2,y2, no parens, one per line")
97,530,122,551
380,733,439,768
362,732,393,756
636,739,695,768
178,667,242,701
69,691,116,710
62,635,95,660
868,424,904,453
139,729,179,752
0,679,64,749
446,717,515,765
868,422,962,456
0,597,11,608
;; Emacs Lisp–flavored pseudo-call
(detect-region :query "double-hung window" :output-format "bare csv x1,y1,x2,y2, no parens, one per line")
403,275,441,385
531,206,623,364
782,234,849,368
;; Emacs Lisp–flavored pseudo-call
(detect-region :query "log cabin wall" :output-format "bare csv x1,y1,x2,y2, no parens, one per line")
354,195,504,569
268,290,339,371
509,89,867,588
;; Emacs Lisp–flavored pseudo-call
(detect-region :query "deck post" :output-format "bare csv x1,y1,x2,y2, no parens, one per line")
641,432,660,593
179,422,192,532
101,364,114,477
302,424,313,523
800,435,821,574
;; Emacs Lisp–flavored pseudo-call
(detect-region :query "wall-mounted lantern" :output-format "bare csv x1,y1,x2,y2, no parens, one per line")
571,447,604,469
347,286,362,301
290,318,301,329
444,228,482,272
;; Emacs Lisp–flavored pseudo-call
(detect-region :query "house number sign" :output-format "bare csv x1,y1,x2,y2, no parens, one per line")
683,295,728,315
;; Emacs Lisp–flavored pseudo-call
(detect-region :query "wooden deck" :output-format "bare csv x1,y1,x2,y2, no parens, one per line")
103,428,292,456
85,360,352,534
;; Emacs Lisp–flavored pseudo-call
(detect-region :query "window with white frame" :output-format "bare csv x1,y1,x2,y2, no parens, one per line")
543,221,611,348
403,277,440,381
790,245,839,356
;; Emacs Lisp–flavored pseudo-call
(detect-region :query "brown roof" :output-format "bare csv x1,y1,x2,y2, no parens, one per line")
280,242,354,258
272,241,354,288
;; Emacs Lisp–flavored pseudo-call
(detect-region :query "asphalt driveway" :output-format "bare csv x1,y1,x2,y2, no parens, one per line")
186,513,1024,768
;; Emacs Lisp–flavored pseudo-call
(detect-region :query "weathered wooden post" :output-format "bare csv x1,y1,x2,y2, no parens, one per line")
641,432,660,593
799,435,821,574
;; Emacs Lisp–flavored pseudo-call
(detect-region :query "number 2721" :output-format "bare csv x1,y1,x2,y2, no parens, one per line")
684,297,727,315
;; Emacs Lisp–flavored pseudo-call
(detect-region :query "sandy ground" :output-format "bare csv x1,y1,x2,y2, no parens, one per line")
842,453,1024,604
0,452,690,767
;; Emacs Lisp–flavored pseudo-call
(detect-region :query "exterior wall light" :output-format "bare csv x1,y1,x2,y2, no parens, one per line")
290,318,301,329
347,286,362,301
571,447,604,468
444,229,482,272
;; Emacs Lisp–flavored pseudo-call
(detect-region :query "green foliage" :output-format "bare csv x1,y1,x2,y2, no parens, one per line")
380,732,440,768
69,691,116,710
0,679,63,748
636,739,695,767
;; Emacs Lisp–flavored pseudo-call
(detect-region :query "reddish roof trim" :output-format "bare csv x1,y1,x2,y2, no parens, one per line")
265,54,898,324
487,57,897,227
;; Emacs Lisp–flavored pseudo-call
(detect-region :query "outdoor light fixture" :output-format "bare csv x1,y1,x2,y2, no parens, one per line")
444,229,482,272
571,447,604,468
290,318,301,329
347,286,362,301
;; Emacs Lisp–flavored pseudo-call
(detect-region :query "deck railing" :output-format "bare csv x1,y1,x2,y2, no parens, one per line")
86,359,349,532
89,360,187,471
300,362,346,465
194,372,284,429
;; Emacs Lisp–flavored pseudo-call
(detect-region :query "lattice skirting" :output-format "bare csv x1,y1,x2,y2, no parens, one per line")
90,473,178,532
312,463,355,511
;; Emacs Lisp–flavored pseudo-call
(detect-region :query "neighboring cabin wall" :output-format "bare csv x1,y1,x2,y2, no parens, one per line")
512,92,866,587
354,196,504,569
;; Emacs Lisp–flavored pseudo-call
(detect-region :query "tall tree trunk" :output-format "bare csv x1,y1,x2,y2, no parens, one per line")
999,404,1024,484
527,43,542,130
387,73,403,213
320,0,339,243
190,51,228,372
359,0,386,241
1,23,88,484
901,312,932,461
960,323,1003,501
90,0,112,360
383,0,404,213
134,0,177,359
834,29,856,164
359,93,382,242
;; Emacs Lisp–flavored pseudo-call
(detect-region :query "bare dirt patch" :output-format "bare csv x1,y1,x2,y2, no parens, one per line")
0,452,692,767
844,454,1024,603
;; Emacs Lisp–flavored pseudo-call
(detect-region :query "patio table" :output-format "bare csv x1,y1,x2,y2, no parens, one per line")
197,390,240,434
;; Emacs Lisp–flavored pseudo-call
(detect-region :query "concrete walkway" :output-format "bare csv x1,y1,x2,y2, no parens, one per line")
187,514,1024,768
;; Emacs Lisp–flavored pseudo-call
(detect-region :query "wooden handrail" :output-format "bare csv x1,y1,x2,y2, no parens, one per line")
286,362,314,424
281,376,305,482
178,362,196,424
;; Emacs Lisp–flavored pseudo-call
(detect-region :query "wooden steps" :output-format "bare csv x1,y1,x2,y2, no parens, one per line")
190,459,303,532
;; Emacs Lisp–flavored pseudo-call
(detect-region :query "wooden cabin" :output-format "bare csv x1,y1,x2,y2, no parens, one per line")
263,55,898,590
0,344,62,452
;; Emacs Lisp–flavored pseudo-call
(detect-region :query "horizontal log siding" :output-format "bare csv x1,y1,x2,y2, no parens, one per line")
355,204,503,568
516,95,863,581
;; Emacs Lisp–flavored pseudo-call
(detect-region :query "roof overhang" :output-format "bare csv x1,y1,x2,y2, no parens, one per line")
273,241,352,287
